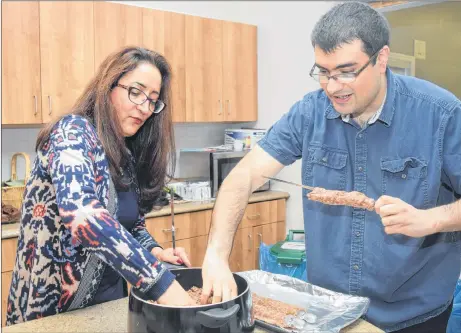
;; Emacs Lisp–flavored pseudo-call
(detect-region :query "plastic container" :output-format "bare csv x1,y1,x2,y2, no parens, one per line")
258,230,307,281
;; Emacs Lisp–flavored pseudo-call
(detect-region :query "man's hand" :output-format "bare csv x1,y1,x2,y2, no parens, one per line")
375,195,439,237
200,249,238,304
152,247,192,267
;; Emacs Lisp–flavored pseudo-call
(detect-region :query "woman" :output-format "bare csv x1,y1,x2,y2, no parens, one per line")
6,46,195,326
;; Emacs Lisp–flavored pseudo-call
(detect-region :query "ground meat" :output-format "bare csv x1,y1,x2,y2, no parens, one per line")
252,293,304,329
147,286,212,305
187,286,212,305
307,187,375,211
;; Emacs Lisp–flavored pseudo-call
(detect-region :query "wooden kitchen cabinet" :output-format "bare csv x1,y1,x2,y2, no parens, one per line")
229,228,255,272
222,21,258,122
2,272,13,327
185,15,224,122
39,1,95,122
142,9,187,122
2,238,18,273
94,2,143,70
160,235,208,268
1,1,42,125
146,209,212,244
185,16,258,122
253,221,286,269
2,237,18,327
1,1,94,125
2,2,257,125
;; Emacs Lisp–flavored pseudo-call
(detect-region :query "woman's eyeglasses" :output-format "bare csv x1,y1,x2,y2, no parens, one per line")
116,84,165,114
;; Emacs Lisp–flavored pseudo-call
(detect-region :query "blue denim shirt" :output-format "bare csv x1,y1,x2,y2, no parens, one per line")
258,69,461,332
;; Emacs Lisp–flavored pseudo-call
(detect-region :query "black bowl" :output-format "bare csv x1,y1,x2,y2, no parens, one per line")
128,268,255,333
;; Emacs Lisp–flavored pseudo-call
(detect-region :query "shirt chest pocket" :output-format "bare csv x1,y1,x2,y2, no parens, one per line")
304,147,348,191
380,157,429,209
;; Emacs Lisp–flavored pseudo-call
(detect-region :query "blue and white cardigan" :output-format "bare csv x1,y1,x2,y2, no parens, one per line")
6,115,175,325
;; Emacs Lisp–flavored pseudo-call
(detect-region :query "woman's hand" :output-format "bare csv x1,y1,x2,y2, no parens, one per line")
156,280,196,306
152,247,192,267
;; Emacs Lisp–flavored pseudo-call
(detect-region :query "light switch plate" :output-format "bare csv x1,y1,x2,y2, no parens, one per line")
414,40,426,60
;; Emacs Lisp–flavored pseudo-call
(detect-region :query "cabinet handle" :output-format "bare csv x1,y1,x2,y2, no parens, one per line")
218,100,222,115
246,213,260,220
33,96,38,116
48,96,52,115
162,227,179,233
227,100,230,116
258,233,262,244
248,233,252,240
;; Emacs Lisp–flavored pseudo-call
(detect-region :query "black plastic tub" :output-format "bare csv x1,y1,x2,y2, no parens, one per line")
128,268,255,333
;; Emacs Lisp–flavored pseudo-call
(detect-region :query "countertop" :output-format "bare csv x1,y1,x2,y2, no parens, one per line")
3,297,383,333
1,191,290,239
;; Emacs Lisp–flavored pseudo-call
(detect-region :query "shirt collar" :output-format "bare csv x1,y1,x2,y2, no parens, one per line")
325,68,396,127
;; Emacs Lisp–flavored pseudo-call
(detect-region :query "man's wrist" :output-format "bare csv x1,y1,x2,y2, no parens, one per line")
205,243,229,262
429,204,459,233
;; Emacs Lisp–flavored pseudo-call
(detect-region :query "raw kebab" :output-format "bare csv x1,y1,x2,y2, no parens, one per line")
307,187,375,211
264,176,375,211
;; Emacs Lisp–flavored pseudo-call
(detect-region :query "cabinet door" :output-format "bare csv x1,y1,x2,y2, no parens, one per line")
2,272,13,327
160,235,208,268
185,16,224,122
253,221,286,269
1,1,42,124
229,228,254,272
222,22,257,122
94,2,143,69
143,9,186,122
40,1,94,123
1,238,18,273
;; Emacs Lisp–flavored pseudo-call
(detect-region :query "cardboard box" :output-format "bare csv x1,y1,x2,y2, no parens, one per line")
224,129,267,149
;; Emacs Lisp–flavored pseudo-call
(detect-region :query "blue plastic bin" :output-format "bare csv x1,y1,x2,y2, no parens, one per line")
258,241,307,281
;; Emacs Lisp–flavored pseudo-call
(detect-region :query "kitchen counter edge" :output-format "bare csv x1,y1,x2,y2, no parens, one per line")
1,191,290,239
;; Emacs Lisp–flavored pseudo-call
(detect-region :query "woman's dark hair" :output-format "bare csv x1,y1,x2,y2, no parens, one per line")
36,46,176,214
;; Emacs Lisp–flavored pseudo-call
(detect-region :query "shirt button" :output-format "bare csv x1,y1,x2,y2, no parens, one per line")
402,174,407,179
322,157,328,162
353,265,359,270
358,166,363,172
355,232,360,237
358,134,363,139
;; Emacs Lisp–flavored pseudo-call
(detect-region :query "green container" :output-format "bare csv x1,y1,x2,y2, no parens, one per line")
270,229,306,264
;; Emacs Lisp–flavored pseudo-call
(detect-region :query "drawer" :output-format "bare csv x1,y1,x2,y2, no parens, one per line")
146,210,212,243
1,238,18,272
239,199,286,229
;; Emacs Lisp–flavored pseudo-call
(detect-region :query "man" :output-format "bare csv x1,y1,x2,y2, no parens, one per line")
200,2,461,333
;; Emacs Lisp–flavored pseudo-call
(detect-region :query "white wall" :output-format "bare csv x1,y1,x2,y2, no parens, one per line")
1,1,334,231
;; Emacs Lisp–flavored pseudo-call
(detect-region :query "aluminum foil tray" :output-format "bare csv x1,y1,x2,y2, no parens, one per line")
237,270,370,333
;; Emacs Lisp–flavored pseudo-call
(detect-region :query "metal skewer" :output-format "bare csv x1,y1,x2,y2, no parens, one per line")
263,176,315,191
169,187,176,251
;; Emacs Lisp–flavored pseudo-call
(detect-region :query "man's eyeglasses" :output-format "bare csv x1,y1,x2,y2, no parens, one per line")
116,84,165,114
309,48,382,84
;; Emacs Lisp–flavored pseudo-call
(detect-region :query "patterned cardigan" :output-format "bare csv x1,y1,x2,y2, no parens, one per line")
6,115,175,325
